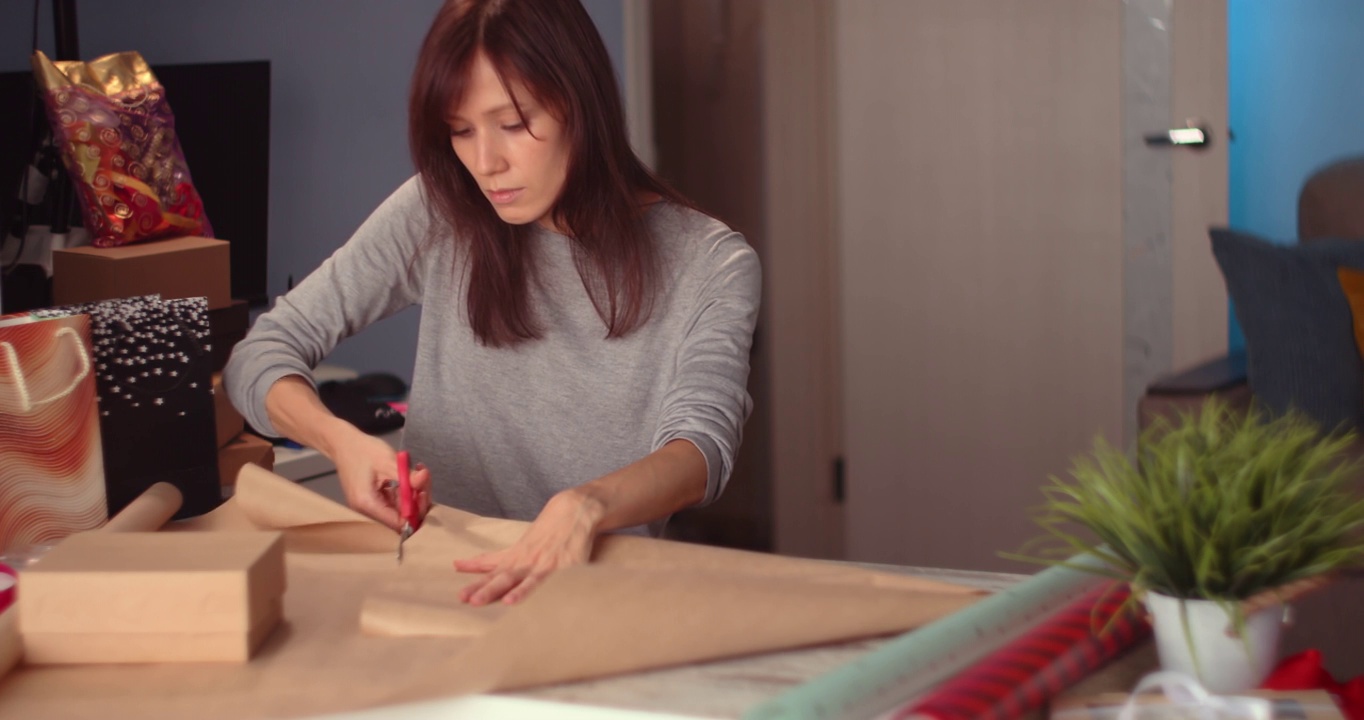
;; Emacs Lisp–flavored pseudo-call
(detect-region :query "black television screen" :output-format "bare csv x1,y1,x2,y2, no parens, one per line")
0,59,271,308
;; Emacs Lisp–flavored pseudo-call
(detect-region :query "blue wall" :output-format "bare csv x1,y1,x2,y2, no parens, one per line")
1227,0,1364,351
1,0,627,381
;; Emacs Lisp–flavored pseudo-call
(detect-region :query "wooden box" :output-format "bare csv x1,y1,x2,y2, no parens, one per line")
18,531,285,664
53,236,231,310
213,372,246,449
207,299,250,373
218,432,275,487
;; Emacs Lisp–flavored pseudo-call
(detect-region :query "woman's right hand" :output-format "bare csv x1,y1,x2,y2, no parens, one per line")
329,426,431,530
263,375,430,529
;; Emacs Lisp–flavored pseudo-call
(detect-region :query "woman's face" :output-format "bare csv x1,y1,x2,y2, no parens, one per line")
447,51,571,229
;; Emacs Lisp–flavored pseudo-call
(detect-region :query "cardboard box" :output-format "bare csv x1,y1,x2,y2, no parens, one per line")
219,432,275,487
213,372,245,448
53,236,231,310
18,531,285,663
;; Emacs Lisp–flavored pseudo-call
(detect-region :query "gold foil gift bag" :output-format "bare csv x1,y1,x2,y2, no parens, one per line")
32,50,212,247
0,313,107,553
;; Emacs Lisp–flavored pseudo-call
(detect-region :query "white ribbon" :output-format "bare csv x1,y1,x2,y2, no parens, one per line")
1115,671,1273,720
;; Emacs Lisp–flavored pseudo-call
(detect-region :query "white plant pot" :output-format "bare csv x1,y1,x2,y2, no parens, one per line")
1144,591,1285,694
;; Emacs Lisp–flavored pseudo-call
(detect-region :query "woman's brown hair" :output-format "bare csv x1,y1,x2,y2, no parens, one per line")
409,0,689,347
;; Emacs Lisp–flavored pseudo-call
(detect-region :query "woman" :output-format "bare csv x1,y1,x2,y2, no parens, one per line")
224,0,760,607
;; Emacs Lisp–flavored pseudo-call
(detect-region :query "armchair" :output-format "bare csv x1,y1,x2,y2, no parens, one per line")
1138,156,1364,677
1140,156,1364,431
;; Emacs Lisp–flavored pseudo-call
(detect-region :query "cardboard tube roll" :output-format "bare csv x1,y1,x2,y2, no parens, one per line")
102,483,184,533
0,607,20,681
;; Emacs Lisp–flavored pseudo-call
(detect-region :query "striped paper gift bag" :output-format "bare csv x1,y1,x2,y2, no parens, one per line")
0,312,107,553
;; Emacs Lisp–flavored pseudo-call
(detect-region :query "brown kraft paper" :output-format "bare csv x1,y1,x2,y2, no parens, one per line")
0,464,983,718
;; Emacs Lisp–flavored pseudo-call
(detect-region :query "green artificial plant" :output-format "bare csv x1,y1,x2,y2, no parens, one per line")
1013,399,1364,627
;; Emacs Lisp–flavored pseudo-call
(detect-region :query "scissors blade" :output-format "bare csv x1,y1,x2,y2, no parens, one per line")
397,522,413,564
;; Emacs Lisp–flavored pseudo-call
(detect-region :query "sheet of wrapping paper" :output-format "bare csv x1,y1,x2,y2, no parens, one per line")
0,465,983,719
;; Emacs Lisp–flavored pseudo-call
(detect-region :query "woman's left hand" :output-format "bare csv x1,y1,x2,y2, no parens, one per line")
453,489,603,605
454,440,707,605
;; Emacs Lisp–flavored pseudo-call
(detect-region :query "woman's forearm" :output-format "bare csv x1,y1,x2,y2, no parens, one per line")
263,374,356,459
563,439,709,534
453,439,709,605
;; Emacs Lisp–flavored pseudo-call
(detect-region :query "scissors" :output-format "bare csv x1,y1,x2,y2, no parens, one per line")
385,450,421,564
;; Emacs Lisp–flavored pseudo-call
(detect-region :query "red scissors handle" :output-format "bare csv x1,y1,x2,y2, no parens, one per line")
396,450,420,531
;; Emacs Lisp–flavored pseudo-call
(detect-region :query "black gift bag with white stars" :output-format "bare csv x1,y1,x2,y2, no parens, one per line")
35,295,221,519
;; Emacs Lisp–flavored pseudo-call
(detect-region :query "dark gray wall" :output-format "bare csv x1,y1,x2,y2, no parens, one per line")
1,0,628,382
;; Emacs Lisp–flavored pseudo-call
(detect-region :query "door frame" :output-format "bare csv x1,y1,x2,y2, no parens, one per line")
762,0,844,559
623,0,657,169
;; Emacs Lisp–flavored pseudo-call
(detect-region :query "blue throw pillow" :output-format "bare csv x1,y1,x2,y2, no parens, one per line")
1210,228,1364,432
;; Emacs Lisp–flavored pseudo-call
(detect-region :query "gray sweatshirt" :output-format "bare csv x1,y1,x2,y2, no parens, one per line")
223,177,761,536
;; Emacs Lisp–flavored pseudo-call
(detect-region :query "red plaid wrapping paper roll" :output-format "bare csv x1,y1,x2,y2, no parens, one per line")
895,581,1151,720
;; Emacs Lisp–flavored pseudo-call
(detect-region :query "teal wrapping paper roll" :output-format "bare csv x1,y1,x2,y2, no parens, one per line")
744,555,1110,720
